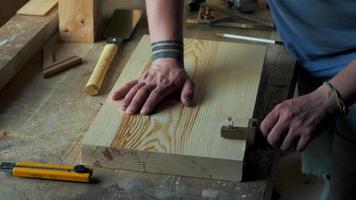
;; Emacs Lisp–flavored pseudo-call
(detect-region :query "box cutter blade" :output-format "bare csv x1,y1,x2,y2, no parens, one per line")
0,161,92,183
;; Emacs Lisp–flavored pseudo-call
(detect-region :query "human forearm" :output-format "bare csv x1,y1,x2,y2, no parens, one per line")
146,0,185,64
112,0,193,115
146,0,183,42
260,59,356,152
329,59,356,106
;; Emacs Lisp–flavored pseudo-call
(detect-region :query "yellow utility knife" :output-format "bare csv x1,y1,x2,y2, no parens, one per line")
0,161,93,183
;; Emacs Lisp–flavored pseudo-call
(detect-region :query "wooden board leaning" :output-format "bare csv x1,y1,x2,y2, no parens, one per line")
0,9,58,91
17,0,58,16
59,0,102,43
81,35,266,181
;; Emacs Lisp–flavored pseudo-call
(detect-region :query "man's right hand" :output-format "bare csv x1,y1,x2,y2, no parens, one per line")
112,59,194,115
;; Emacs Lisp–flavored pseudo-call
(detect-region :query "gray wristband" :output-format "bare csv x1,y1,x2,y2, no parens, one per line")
151,40,184,62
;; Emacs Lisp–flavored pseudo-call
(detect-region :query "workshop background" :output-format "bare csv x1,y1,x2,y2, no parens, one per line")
0,0,323,199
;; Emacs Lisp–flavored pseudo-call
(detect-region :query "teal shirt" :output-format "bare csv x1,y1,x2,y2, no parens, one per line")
268,0,356,78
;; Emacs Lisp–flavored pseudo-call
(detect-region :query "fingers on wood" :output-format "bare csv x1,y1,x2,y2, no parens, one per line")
140,88,168,115
122,82,145,109
126,85,155,114
267,119,288,148
112,79,138,101
181,79,194,106
260,107,279,136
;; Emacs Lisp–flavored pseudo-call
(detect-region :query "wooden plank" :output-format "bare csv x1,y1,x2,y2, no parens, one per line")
0,31,265,200
242,45,297,180
0,33,268,200
17,0,58,16
0,9,58,91
81,35,266,181
243,45,296,199
59,0,101,43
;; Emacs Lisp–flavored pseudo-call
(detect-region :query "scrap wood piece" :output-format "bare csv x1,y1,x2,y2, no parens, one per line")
42,45,83,78
17,0,58,16
81,35,266,182
43,55,82,78
59,0,102,43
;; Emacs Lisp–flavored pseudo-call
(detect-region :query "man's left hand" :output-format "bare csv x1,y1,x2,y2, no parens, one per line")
260,85,339,152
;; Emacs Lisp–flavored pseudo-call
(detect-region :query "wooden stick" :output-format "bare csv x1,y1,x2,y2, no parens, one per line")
43,56,82,78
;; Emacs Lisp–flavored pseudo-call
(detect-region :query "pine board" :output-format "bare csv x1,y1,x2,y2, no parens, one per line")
81,35,266,181
17,0,58,16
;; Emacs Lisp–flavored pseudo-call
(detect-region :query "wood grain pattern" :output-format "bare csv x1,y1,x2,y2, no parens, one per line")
59,0,101,43
17,0,58,16
81,35,266,181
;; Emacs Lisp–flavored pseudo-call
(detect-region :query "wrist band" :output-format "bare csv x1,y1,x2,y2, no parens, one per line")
151,40,184,62
323,82,349,115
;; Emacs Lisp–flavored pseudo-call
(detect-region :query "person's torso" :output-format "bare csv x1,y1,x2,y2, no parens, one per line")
268,0,356,77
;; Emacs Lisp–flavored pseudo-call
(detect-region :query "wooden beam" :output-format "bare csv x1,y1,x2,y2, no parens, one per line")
59,0,102,43
17,0,58,16
81,35,266,181
0,9,58,91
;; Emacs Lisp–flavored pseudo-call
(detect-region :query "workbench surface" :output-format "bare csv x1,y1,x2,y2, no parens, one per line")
0,1,296,200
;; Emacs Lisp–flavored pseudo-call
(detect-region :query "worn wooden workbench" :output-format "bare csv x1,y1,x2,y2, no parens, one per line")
0,1,296,199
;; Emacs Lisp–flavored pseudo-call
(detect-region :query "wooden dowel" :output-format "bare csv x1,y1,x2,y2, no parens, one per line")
43,56,82,78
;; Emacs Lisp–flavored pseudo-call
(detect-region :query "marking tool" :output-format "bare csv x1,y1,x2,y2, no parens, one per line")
0,161,93,183
217,33,283,45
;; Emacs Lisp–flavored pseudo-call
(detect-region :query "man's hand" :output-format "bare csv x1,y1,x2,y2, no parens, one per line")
112,59,194,115
260,85,339,152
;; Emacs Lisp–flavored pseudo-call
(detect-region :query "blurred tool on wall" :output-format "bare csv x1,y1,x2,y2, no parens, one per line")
188,0,258,13
188,0,206,12
187,2,274,31
224,0,258,13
